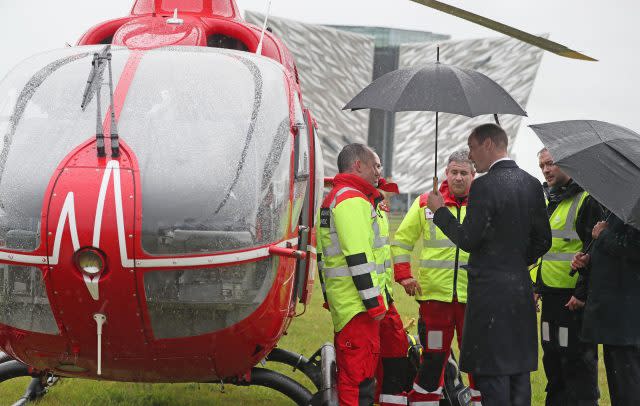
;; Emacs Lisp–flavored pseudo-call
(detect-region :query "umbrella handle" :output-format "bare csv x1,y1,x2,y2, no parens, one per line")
433,176,438,194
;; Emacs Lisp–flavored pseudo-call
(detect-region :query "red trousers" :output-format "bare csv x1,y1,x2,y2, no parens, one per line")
335,312,380,406
376,303,410,405
410,300,481,405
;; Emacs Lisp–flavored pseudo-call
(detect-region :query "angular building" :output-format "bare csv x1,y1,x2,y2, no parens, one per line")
245,12,544,198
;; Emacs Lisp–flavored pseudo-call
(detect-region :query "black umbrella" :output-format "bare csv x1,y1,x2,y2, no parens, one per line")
530,120,640,229
344,50,526,191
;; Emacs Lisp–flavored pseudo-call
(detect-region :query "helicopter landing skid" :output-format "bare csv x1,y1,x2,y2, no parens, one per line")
228,343,338,406
0,345,339,406
0,356,51,406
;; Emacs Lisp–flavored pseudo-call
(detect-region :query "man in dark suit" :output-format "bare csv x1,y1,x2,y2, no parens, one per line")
427,123,552,406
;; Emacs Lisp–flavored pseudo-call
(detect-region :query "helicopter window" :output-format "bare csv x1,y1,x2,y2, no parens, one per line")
143,258,277,338
161,0,204,13
132,0,154,15
99,35,114,45
312,127,325,225
0,265,58,335
0,46,129,252
207,34,249,52
118,48,291,255
291,96,309,233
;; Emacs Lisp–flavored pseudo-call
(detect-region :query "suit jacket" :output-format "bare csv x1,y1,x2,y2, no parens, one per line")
433,160,551,375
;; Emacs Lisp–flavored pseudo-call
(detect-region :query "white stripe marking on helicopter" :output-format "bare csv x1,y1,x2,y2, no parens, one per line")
49,192,81,265
133,237,299,268
3,160,298,268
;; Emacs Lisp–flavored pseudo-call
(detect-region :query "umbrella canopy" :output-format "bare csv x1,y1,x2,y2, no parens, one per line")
343,62,527,117
530,120,640,229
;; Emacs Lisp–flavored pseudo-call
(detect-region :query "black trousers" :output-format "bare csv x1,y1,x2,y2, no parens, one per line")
474,372,530,406
603,344,640,406
541,294,599,405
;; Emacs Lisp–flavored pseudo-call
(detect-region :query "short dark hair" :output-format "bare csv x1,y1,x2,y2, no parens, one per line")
447,149,473,170
470,123,508,149
337,143,374,173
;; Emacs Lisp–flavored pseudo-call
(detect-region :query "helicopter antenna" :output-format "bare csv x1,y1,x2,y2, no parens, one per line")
255,0,272,56
409,0,597,61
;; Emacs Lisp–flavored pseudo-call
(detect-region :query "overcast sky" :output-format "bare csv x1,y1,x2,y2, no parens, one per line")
1,0,638,179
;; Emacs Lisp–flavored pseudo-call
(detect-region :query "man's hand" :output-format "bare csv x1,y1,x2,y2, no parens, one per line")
534,293,541,312
399,278,422,296
565,296,585,311
427,190,445,213
592,221,608,240
571,252,590,270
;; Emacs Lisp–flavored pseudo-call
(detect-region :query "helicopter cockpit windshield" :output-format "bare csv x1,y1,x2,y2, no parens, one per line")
0,46,130,252
0,46,292,256
120,47,292,256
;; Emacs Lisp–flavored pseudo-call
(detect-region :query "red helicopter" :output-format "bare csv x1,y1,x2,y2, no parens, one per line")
0,0,594,404
0,0,330,404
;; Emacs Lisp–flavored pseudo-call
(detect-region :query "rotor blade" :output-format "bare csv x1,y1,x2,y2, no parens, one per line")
409,0,597,61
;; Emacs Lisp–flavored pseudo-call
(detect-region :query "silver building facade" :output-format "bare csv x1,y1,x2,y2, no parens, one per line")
245,13,544,196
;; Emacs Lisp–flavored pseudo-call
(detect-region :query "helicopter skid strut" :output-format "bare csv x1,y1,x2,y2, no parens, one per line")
0,344,338,405
226,343,338,405
0,357,50,406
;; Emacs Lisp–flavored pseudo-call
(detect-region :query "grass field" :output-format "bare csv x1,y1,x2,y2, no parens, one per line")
0,215,611,405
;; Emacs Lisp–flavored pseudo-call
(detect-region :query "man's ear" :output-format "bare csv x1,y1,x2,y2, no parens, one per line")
353,160,361,172
482,137,493,151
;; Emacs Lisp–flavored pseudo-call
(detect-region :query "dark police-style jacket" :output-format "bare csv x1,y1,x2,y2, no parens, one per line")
433,160,552,375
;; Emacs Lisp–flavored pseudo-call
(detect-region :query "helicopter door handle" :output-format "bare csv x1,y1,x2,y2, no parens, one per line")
269,245,306,260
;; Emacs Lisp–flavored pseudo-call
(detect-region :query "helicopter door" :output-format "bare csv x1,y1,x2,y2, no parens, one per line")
294,109,322,306
45,159,148,368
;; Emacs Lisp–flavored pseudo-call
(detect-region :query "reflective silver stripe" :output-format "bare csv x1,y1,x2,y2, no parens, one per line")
324,233,342,257
410,402,440,406
374,235,389,248
551,228,580,240
350,262,375,276
393,254,411,264
424,238,455,248
379,394,408,404
413,382,443,395
551,193,583,240
391,240,413,251
323,266,350,278
324,187,362,257
376,263,386,274
384,259,391,269
426,216,457,248
325,187,379,258
544,252,576,262
359,286,380,300
428,221,437,243
420,259,457,269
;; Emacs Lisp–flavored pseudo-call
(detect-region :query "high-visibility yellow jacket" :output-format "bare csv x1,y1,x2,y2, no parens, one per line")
531,191,589,289
391,181,469,303
317,173,388,332
374,206,394,300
